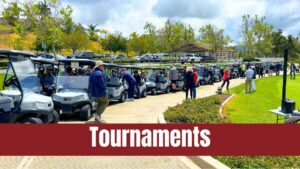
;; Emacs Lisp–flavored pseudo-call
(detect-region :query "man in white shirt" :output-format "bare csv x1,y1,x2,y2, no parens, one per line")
245,67,254,93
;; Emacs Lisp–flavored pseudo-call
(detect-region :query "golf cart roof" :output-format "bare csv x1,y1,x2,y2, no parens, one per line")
0,50,36,58
31,57,58,65
119,65,142,69
57,59,96,66
144,67,166,71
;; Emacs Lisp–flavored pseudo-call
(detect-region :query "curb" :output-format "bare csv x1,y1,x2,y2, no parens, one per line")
218,94,236,117
158,112,230,169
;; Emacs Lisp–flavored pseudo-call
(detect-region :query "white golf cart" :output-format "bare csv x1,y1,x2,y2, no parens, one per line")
105,64,127,102
0,50,58,124
145,68,171,95
123,65,147,98
53,59,96,120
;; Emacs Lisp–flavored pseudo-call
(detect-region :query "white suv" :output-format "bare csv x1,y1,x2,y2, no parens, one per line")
180,54,202,62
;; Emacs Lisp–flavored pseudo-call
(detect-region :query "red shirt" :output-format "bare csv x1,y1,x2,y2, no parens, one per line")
193,72,198,84
223,69,230,80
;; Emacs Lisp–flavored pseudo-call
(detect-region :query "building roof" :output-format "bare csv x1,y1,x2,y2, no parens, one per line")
172,44,209,53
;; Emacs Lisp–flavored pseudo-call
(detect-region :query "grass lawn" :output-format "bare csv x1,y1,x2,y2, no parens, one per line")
225,75,300,123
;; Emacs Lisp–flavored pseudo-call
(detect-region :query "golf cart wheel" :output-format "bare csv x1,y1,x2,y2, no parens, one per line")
142,90,147,98
50,110,59,124
165,87,170,93
119,92,126,103
79,105,92,121
22,117,43,124
151,89,157,95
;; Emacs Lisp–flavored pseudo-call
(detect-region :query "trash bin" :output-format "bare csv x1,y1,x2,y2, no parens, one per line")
282,99,296,114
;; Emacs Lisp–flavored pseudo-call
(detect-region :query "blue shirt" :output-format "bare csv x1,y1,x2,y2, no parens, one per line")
40,74,55,87
122,71,136,85
89,68,107,97
245,69,254,79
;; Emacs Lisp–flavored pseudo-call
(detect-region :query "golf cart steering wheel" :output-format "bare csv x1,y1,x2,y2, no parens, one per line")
4,76,17,87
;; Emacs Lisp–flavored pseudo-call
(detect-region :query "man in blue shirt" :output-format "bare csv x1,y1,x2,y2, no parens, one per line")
121,68,136,101
245,67,254,93
276,63,281,76
89,61,108,123
40,66,55,96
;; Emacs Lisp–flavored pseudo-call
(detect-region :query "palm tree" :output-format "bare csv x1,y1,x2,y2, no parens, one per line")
100,29,108,38
86,24,100,41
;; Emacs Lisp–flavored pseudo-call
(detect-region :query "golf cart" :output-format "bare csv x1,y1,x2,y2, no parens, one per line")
145,68,171,95
105,64,127,102
209,64,222,82
0,50,58,123
230,63,240,79
173,66,185,90
195,65,210,86
123,65,147,98
53,59,96,120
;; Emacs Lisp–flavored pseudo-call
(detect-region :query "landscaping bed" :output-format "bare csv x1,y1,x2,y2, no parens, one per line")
163,93,300,168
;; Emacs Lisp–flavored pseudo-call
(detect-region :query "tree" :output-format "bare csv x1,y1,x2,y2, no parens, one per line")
86,24,100,41
143,22,161,53
63,25,89,54
287,35,300,61
199,24,232,52
2,0,74,53
101,32,127,54
2,1,21,26
252,15,274,57
272,29,288,57
240,15,274,58
127,32,145,55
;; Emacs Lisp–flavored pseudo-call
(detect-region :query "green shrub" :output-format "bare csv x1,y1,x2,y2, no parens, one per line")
164,95,230,124
242,58,261,62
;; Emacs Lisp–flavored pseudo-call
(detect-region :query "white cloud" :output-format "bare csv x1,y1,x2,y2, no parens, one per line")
60,0,300,41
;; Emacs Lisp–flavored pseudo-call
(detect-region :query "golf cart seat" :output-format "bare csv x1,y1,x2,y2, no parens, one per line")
157,75,167,83
0,96,14,113
107,77,121,87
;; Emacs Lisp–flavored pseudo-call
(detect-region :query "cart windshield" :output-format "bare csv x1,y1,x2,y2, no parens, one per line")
10,56,42,93
57,76,89,90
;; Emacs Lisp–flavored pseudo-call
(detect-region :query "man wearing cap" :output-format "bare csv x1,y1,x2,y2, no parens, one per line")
89,61,108,123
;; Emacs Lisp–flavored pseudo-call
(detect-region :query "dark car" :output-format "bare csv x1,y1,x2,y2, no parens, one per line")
74,51,95,59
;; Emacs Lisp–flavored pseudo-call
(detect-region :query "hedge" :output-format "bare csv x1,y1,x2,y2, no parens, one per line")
164,95,230,124
163,95,300,168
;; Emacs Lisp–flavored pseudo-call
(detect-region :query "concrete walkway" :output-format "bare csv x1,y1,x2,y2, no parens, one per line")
0,78,247,169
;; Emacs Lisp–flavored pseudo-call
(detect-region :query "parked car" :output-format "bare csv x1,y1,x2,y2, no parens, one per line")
180,53,202,63
37,53,65,60
95,54,105,59
74,51,95,59
115,54,127,59
140,54,153,63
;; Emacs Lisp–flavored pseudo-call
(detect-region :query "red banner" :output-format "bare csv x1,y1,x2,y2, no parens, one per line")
0,124,300,156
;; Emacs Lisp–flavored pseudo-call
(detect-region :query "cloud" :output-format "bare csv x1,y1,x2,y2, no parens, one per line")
152,0,220,19
58,0,300,41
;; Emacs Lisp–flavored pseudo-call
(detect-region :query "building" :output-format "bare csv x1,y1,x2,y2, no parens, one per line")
172,44,235,61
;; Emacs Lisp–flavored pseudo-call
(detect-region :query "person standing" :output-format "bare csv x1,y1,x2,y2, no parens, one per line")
192,68,198,98
133,70,141,97
89,61,108,123
241,64,246,78
121,68,136,101
290,63,296,79
169,65,178,92
184,67,195,99
220,67,230,91
251,66,256,92
245,67,254,93
259,64,264,78
276,63,281,76
208,68,214,85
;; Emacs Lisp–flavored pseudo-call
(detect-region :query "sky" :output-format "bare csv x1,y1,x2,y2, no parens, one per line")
51,0,300,42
